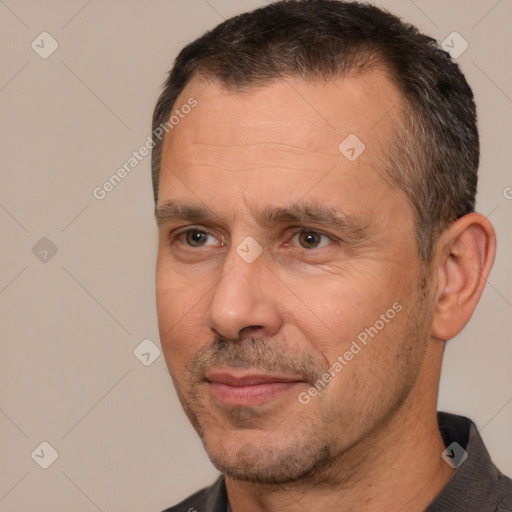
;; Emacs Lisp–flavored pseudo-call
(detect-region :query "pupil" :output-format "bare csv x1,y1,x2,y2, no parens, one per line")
188,230,206,246
301,232,319,248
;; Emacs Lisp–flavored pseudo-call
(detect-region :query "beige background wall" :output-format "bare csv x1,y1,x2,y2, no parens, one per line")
0,0,510,510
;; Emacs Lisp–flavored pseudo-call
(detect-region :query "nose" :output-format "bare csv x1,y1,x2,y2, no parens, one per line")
205,243,282,341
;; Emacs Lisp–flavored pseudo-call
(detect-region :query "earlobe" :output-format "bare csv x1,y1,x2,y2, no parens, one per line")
430,213,496,341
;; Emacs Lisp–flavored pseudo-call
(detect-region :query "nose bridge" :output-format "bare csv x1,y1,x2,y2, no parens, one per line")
206,238,280,339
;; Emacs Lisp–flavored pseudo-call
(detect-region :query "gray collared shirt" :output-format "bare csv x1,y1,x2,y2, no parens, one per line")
163,412,512,511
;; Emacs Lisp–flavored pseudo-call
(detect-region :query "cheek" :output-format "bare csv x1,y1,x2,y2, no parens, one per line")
156,262,209,368
284,267,400,361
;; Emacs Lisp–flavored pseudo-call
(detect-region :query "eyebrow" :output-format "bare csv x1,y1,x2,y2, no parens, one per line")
156,201,212,224
156,200,370,242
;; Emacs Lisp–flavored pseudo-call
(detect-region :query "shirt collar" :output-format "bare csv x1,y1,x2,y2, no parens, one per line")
425,412,502,511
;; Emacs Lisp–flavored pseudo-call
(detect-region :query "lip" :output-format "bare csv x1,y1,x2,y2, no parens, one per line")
206,371,303,406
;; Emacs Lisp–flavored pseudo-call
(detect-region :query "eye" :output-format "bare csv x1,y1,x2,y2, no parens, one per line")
181,229,220,248
292,230,333,249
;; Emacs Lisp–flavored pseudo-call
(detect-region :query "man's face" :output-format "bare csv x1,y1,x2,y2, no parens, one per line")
156,72,435,484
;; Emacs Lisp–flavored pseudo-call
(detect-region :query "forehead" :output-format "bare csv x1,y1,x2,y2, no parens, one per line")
163,70,402,164
158,71,408,228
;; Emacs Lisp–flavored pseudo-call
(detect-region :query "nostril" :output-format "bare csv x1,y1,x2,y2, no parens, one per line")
238,325,264,337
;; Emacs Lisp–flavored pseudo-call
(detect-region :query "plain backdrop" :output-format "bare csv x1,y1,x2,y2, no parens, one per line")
0,1,511,511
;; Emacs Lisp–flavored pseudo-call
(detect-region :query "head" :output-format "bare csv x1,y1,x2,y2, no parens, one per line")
153,0,495,485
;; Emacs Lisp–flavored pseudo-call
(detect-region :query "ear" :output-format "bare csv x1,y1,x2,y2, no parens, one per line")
430,213,496,341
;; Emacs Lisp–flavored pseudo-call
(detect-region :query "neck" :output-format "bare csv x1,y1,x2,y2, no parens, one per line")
226,343,453,512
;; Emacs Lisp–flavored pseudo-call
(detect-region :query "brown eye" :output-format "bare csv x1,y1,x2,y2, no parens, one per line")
185,230,211,247
297,231,325,249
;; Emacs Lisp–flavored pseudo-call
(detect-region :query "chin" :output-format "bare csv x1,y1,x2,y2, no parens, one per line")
204,434,334,485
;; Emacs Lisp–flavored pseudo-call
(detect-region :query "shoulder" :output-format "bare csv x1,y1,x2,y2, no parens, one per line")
429,412,512,511
160,476,227,512
497,470,512,511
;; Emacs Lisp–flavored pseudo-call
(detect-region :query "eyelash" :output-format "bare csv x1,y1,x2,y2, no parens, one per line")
171,227,336,250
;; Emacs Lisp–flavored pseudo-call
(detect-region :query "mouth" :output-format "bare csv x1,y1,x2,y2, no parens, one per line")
205,369,305,406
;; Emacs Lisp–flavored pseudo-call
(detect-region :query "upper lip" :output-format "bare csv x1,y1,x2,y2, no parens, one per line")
206,371,303,386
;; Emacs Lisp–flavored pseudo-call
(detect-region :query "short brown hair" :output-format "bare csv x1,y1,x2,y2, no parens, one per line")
151,0,478,260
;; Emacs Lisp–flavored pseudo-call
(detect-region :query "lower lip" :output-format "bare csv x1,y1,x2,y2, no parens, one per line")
208,381,300,406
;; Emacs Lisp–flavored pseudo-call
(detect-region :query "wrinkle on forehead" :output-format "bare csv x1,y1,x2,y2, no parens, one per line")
162,71,402,162
181,141,339,174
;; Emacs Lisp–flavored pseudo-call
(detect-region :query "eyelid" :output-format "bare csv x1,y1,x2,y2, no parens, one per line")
287,227,339,248
171,226,224,246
